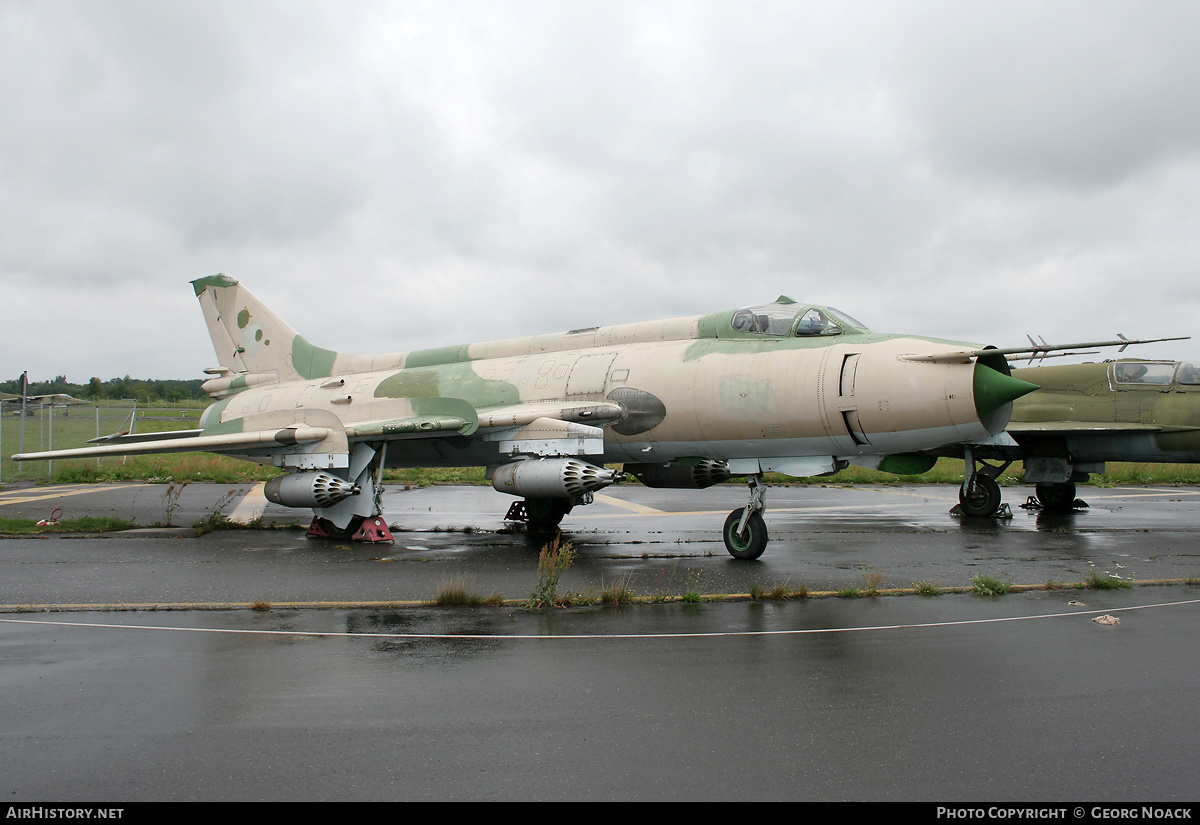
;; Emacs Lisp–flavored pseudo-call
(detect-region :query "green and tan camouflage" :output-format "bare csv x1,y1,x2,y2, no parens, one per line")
31,273,1154,557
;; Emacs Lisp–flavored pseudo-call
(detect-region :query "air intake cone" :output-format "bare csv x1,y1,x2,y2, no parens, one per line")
974,363,1038,419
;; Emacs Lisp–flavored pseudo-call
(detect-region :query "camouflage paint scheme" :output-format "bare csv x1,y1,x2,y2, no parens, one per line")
186,274,1022,464
15,274,1039,556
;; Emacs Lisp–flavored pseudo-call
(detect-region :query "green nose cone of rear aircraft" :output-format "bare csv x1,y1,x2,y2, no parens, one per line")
974,363,1039,419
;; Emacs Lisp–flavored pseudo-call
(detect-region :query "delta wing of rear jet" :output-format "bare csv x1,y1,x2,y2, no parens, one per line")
14,274,1181,558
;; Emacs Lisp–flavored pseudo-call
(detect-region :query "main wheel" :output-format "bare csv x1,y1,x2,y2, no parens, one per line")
958,475,1002,517
1035,482,1077,512
723,508,768,560
525,497,572,529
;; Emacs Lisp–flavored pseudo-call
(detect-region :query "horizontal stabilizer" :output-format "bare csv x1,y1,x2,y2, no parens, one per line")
88,429,204,445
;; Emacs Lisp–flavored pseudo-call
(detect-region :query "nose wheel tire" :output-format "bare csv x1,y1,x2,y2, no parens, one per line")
959,475,1002,517
723,508,768,560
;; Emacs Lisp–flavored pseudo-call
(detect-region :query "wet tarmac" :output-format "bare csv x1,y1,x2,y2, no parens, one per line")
1,481,1198,801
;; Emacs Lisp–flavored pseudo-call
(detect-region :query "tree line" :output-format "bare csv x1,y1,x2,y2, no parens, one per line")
2,375,207,403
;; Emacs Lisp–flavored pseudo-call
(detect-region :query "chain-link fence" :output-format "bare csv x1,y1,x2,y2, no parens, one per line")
1,400,204,482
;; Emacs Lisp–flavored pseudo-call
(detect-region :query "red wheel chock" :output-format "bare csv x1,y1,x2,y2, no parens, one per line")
351,516,394,544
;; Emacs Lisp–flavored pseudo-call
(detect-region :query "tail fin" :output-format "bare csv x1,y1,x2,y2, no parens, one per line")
191,274,340,382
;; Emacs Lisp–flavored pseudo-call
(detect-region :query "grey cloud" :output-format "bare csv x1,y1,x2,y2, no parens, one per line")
3,0,1200,381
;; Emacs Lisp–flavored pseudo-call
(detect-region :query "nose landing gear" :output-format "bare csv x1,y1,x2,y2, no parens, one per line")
723,474,768,560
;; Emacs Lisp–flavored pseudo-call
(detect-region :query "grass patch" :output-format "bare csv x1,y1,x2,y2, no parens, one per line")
382,467,490,486
433,577,504,606
913,580,941,596
1084,563,1134,589
748,581,796,600
836,586,863,598
1091,463,1200,486
0,515,136,534
54,454,282,484
599,577,635,605
969,574,1013,596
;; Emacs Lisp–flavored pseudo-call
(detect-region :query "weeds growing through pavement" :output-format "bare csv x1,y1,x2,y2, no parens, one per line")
161,481,189,526
529,534,576,610
599,576,635,605
970,574,1012,595
192,489,243,535
1085,562,1134,589
434,577,504,606
858,565,884,596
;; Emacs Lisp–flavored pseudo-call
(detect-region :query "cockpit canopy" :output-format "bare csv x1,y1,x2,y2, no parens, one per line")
728,298,868,338
1112,360,1200,387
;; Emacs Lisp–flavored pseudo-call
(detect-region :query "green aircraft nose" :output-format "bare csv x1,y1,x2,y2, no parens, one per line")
974,363,1039,419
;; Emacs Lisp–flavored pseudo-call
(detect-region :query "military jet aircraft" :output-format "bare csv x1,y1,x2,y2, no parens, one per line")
941,358,1200,516
0,391,88,415
12,275,1174,558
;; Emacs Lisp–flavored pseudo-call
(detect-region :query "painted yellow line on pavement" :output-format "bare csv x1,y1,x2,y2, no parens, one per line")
0,484,153,505
591,493,667,515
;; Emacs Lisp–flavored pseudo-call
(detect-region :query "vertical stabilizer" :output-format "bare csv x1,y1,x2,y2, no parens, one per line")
191,274,339,382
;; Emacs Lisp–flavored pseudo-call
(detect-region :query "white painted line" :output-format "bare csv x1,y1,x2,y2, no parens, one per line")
2,598,1195,641
1087,488,1200,500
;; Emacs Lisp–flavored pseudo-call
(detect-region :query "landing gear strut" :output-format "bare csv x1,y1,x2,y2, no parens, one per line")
723,474,768,560
304,443,395,543
956,447,1011,518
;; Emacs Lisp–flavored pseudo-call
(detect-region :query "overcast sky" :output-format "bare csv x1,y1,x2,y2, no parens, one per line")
4,0,1200,382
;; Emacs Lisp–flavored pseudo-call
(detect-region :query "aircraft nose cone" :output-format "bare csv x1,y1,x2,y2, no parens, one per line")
974,363,1039,419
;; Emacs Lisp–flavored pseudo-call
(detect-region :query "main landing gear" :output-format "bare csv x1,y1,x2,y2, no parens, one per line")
1026,481,1085,513
300,443,395,544
504,497,575,531
956,448,1088,516
723,474,768,560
